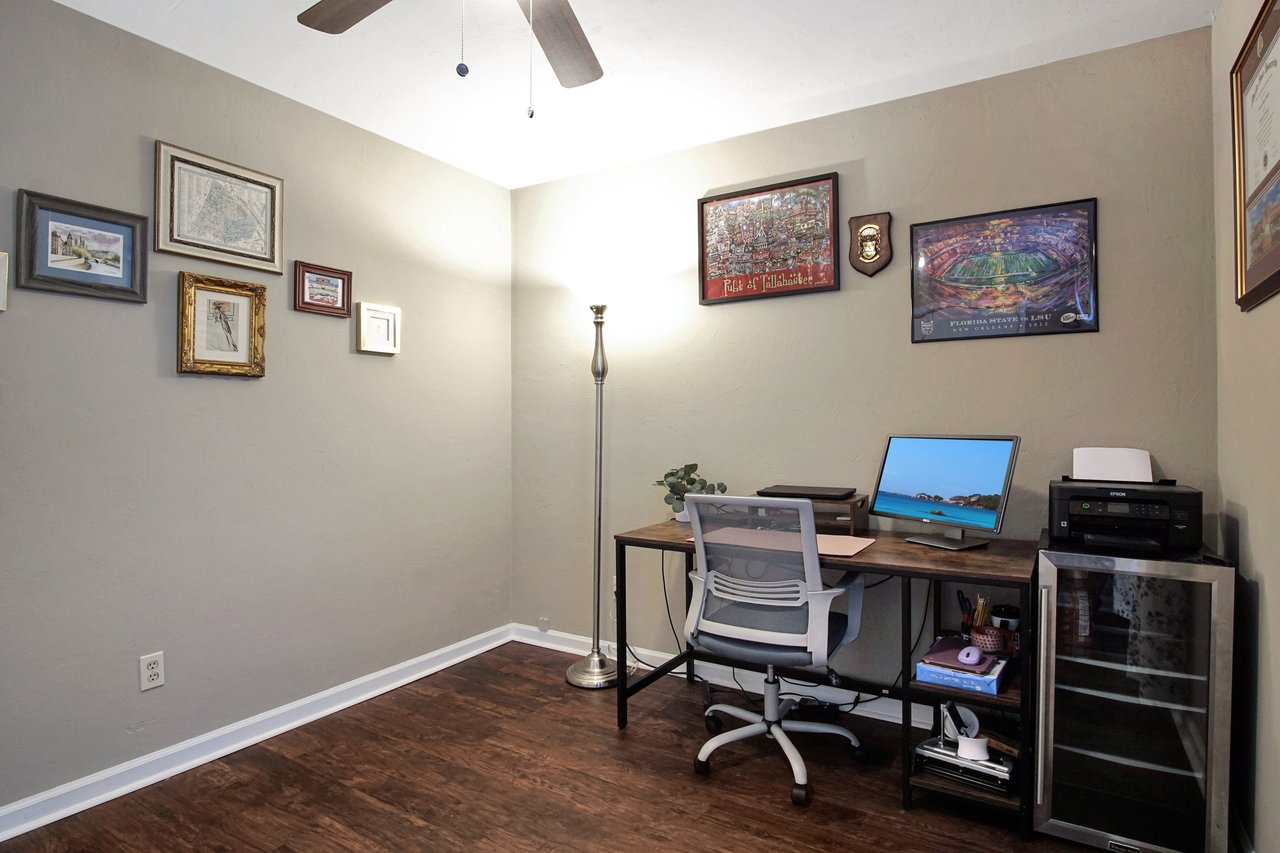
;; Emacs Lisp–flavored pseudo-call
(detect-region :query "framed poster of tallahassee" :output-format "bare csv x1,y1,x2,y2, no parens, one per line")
910,199,1098,344
698,173,839,305
155,141,284,274
1232,0,1280,311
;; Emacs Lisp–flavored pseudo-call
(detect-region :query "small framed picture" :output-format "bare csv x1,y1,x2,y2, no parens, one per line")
15,190,148,303
294,261,352,317
178,272,266,377
156,141,284,274
357,302,401,354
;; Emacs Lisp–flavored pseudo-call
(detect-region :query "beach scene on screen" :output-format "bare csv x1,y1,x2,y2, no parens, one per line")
873,438,1014,531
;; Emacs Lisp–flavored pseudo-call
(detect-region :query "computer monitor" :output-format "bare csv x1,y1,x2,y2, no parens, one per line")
869,435,1020,551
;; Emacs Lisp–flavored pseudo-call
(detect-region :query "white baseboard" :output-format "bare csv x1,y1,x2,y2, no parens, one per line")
1,624,928,842
0,624,521,842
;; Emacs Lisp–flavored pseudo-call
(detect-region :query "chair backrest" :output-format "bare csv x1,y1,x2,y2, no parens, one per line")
683,494,827,655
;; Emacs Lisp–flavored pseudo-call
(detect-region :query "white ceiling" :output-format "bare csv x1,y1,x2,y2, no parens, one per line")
53,0,1215,189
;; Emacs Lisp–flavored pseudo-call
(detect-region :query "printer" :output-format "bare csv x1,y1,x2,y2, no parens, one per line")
1048,478,1202,555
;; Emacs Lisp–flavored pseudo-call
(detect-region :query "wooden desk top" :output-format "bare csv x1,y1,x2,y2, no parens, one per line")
615,520,1037,585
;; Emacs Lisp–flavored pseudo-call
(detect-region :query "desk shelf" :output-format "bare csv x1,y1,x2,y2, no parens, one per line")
811,494,869,536
907,767,1022,812
901,577,1039,835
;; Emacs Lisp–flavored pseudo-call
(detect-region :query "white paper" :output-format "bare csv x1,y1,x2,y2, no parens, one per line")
1072,447,1152,483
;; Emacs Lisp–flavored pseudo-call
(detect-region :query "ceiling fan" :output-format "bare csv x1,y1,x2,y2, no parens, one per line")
296,0,604,88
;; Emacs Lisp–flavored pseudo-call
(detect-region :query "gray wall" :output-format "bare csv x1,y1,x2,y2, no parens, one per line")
0,0,513,806
511,30,1216,684
1212,3,1279,850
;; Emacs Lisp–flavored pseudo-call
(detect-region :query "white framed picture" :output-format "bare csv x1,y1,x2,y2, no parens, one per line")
0,250,8,311
357,302,401,354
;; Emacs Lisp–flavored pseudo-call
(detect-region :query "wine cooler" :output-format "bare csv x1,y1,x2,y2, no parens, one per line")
1036,549,1233,853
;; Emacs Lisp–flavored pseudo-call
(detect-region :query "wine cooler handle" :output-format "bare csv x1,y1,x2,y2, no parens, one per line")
1037,583,1051,807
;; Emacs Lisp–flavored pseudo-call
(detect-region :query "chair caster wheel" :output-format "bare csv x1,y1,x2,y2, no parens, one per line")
848,741,867,760
791,783,812,806
704,714,724,734
694,757,711,776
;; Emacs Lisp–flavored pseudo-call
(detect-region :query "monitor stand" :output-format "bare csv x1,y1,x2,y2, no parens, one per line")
906,527,989,551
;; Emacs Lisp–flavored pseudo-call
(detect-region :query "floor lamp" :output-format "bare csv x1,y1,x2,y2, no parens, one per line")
566,304,619,689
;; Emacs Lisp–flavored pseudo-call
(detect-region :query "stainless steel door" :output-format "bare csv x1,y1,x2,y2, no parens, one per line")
1036,550,1233,853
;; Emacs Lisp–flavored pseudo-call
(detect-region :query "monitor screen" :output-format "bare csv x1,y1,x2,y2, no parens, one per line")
870,435,1020,541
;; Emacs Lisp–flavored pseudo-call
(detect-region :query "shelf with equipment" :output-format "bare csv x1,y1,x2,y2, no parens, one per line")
900,568,1039,835
811,493,870,536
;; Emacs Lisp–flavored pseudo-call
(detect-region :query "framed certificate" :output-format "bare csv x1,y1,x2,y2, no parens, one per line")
1231,0,1280,311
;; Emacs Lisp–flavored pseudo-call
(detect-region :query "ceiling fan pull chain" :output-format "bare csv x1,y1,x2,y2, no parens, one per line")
456,0,468,77
527,0,535,117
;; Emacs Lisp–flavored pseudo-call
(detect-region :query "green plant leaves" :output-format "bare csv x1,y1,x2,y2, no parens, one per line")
656,462,727,513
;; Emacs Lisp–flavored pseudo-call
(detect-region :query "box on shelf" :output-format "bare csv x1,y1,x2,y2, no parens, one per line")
915,657,1008,696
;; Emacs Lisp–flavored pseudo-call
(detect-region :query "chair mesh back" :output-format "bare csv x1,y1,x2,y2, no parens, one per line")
687,497,820,647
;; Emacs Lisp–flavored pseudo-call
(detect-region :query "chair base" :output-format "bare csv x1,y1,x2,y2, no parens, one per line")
694,667,859,804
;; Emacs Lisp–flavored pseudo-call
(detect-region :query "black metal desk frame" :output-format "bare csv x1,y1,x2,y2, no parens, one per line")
613,520,1039,832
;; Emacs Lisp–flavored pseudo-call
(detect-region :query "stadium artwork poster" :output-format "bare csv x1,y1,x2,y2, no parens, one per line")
698,173,840,305
1231,0,1280,311
909,198,1098,344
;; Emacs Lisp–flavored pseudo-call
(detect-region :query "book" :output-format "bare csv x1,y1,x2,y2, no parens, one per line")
921,635,995,675
915,658,1008,696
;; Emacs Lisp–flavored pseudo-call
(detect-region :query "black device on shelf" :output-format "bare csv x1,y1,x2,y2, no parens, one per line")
1048,478,1202,555
756,484,857,500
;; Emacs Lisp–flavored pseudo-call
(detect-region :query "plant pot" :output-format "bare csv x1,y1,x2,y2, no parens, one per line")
674,508,690,523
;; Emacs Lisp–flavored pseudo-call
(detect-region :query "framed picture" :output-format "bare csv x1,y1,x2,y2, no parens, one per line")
357,302,401,354
178,272,266,377
15,190,148,303
155,141,284,274
698,172,840,305
0,251,8,312
1232,0,1280,311
910,198,1098,343
294,261,352,317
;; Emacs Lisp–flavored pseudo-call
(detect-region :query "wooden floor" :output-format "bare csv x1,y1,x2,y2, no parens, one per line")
3,643,1084,852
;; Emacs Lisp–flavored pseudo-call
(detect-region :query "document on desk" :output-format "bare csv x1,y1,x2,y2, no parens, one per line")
690,528,876,558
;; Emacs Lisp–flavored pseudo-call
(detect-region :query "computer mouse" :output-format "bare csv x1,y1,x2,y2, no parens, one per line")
958,645,984,665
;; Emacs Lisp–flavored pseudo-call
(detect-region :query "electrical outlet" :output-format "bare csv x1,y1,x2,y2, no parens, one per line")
139,652,164,691
537,616,551,631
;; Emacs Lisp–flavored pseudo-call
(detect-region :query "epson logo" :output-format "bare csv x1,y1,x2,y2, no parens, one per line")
1109,491,1127,497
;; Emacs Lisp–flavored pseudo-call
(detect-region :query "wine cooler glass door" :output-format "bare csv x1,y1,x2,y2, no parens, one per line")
1036,550,1232,853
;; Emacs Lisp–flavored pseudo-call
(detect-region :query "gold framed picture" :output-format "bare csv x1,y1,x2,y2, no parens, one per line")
178,272,266,377
357,302,401,354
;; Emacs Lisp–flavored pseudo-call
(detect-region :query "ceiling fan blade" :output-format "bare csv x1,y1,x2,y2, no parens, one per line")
515,0,604,88
297,0,395,34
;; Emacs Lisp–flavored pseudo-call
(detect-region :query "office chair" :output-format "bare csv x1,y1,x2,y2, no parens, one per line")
683,494,864,805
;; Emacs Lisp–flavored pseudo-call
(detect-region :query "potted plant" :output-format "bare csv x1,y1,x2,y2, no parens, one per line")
655,463,727,522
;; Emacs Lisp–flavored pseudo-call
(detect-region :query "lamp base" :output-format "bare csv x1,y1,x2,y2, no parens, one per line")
566,651,618,689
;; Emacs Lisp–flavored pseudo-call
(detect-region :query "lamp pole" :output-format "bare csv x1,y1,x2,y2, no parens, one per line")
566,304,619,689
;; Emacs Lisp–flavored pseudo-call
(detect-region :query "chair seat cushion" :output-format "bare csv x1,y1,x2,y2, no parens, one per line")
691,610,849,667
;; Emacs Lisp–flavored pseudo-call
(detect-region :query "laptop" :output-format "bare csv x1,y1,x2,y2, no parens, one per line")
756,484,857,501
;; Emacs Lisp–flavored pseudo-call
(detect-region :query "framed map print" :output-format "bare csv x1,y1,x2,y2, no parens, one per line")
156,141,284,274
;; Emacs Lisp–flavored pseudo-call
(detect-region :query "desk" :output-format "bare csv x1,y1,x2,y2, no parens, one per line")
613,520,1040,826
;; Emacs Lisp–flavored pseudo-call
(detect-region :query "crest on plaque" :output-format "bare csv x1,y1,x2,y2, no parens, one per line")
848,212,892,277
